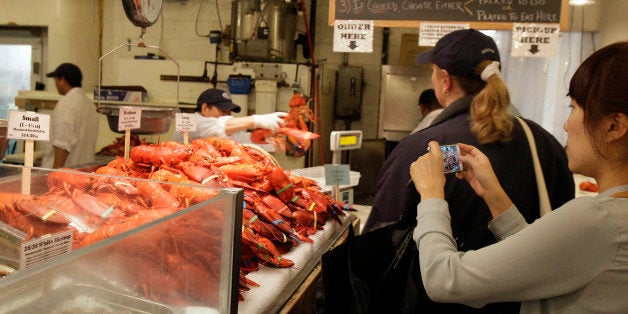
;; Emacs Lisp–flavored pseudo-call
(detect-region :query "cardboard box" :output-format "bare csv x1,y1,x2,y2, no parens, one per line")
94,86,147,103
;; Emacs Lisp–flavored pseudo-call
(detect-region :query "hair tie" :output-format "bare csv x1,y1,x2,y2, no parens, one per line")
480,61,500,81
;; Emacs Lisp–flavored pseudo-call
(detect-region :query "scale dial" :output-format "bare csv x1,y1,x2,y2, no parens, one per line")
122,0,163,28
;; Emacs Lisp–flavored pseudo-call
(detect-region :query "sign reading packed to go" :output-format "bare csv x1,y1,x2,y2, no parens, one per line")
333,20,374,53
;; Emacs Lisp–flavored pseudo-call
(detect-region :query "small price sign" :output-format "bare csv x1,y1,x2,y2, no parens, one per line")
118,106,142,131
20,230,73,270
7,110,50,141
175,113,197,132
324,164,350,186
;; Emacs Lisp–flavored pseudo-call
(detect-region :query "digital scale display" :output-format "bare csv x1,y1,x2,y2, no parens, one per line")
339,134,358,146
330,130,362,151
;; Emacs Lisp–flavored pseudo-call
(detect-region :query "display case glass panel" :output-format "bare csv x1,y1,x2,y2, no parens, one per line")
0,164,242,313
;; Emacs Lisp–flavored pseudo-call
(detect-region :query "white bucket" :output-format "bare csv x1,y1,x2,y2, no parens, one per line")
254,80,277,114
230,94,249,117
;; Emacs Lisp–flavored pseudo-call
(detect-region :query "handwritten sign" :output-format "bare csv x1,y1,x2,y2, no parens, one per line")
118,106,142,131
324,164,350,186
175,113,197,132
511,23,559,57
334,20,374,52
7,110,50,141
330,0,568,29
20,230,73,269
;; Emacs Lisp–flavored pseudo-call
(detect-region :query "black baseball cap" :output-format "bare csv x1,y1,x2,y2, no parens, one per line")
196,88,241,113
46,63,83,87
416,29,500,82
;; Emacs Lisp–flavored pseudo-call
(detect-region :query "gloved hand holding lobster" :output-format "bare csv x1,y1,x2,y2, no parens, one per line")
253,112,289,133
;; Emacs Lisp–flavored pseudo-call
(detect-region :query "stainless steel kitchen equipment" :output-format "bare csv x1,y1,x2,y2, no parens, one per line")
378,65,432,142
232,0,298,62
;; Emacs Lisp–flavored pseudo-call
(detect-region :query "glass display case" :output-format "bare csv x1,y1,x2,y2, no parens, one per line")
0,164,242,313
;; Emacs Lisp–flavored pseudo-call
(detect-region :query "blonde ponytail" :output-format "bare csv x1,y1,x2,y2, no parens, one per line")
469,60,513,144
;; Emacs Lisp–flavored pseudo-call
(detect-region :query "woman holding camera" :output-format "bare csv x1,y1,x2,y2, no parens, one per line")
411,41,628,312
365,29,574,312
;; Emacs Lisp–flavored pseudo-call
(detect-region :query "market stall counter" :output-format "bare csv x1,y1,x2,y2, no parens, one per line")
0,152,359,312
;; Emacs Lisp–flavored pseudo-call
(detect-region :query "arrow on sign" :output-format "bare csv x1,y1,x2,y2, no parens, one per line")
529,45,540,54
348,41,358,50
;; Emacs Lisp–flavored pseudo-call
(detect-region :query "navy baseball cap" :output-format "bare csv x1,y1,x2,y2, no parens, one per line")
416,29,500,81
196,88,241,113
46,63,83,87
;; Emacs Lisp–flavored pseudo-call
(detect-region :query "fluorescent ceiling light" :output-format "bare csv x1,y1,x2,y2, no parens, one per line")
570,0,595,5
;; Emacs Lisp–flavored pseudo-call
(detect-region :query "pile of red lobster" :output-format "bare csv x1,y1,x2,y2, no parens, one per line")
0,136,349,305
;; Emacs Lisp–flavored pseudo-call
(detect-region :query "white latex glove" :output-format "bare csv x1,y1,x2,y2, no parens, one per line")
253,112,288,133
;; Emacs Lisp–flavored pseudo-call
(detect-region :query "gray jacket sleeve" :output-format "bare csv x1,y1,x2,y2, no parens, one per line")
414,196,618,308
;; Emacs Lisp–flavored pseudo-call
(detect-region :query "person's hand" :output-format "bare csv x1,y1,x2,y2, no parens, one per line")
456,143,512,217
455,143,499,198
410,141,446,199
253,112,288,133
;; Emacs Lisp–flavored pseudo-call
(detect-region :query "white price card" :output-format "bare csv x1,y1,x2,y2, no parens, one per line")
7,109,50,141
175,112,197,132
324,164,350,186
118,106,142,131
20,230,73,270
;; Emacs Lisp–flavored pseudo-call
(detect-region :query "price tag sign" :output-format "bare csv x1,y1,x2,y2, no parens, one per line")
118,106,142,131
20,230,73,270
324,164,350,186
7,109,50,141
175,112,197,132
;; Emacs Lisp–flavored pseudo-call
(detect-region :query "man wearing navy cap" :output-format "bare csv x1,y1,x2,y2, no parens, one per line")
41,63,99,168
174,88,287,142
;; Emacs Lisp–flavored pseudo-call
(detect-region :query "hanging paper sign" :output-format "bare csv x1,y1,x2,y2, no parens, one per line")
118,106,142,131
175,112,197,132
511,23,559,57
333,20,374,53
7,109,50,141
419,23,469,47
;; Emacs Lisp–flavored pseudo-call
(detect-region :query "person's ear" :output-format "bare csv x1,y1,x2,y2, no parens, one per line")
605,113,628,142
440,69,452,94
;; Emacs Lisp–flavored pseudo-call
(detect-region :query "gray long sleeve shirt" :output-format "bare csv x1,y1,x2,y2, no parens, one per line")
414,185,628,313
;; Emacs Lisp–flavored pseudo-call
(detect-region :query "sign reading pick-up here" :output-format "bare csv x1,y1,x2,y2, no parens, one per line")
511,23,560,58
334,20,374,53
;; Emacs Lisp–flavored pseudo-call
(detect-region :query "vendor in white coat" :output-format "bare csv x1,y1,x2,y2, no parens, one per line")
174,88,287,142
41,63,99,168
411,88,443,134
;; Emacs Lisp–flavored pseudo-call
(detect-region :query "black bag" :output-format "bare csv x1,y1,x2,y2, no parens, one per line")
321,219,425,313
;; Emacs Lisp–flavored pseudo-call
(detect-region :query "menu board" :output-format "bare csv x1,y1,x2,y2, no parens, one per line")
329,0,569,29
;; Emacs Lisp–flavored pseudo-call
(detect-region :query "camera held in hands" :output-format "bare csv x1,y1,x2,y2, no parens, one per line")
439,144,463,173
